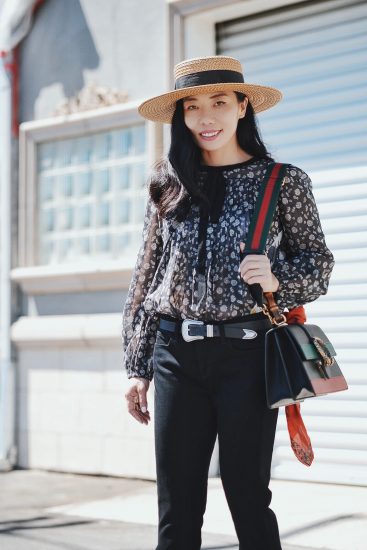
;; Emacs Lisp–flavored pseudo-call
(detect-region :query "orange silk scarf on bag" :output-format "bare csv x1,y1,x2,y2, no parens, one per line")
283,305,314,466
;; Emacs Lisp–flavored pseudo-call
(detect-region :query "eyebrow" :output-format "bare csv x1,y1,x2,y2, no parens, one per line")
182,93,229,102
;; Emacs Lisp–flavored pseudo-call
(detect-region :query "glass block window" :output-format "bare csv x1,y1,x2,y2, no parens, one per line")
37,124,148,265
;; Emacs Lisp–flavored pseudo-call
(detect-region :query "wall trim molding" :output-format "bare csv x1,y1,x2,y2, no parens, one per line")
11,264,133,294
11,313,122,347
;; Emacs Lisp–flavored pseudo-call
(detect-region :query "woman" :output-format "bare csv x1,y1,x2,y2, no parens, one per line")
122,56,334,550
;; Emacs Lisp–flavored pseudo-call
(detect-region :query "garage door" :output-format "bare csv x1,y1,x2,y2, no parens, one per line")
217,0,367,485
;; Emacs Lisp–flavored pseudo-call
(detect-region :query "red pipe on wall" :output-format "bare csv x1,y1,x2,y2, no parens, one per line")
0,0,46,138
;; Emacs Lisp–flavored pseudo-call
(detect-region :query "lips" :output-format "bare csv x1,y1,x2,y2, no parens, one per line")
199,129,223,141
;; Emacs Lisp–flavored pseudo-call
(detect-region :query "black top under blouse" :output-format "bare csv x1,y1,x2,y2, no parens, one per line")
121,157,335,381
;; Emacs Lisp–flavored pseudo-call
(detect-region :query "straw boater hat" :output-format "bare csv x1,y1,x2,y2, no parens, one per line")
138,55,283,124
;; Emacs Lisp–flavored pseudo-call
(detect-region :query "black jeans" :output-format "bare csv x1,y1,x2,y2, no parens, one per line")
152,315,282,550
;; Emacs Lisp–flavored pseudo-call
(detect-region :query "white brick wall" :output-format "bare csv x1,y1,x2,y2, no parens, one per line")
15,345,157,479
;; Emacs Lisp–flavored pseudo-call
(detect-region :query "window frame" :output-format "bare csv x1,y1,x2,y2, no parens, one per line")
11,101,163,293
166,0,307,64
18,101,162,269
163,0,306,149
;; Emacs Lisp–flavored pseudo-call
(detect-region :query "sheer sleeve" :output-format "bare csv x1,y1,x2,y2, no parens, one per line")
121,196,163,381
271,165,335,312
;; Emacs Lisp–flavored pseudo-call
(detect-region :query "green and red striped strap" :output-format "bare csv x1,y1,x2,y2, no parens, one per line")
245,162,289,253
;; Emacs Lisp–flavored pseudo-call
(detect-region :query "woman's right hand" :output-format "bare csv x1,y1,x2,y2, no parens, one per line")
125,377,151,425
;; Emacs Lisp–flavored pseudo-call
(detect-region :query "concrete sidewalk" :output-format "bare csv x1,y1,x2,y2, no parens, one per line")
0,469,366,549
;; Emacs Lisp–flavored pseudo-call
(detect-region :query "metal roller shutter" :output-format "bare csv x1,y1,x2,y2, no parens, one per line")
217,0,367,485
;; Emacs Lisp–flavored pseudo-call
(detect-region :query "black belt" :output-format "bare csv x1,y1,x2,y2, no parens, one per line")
158,313,272,342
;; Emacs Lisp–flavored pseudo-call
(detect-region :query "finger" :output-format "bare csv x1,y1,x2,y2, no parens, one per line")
127,403,149,423
135,405,150,418
241,267,268,277
127,401,138,414
241,263,270,273
127,399,142,413
129,398,150,417
246,275,269,286
125,390,138,402
130,409,148,424
241,255,269,267
239,256,267,270
137,386,148,413
241,272,269,285
138,406,151,420
137,409,150,423
240,266,266,280
240,259,269,271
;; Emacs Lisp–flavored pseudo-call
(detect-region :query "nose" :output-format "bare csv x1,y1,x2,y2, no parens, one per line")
198,106,216,125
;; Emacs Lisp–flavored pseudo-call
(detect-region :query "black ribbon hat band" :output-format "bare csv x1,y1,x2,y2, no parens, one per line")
174,69,245,90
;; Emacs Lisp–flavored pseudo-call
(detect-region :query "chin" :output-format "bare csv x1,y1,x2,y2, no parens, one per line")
200,139,229,151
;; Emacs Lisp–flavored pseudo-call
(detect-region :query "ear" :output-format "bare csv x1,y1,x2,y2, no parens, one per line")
239,97,249,119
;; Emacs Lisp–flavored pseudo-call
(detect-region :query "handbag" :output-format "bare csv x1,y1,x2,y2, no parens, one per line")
264,292,347,408
242,161,348,410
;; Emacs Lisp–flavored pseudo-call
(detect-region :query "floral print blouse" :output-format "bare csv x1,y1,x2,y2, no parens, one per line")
121,156,335,381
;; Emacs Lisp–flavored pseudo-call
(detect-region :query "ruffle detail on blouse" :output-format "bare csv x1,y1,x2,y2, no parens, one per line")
191,169,227,309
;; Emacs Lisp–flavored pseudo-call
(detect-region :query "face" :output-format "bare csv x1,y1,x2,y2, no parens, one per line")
182,91,248,151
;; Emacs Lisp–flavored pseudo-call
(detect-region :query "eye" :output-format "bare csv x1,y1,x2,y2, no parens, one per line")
185,101,225,110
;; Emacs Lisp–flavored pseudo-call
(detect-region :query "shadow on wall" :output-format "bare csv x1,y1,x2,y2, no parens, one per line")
19,0,99,121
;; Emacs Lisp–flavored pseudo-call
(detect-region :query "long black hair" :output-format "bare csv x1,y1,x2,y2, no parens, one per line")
148,92,274,221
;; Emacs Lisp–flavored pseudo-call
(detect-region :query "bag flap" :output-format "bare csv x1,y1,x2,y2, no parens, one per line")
300,342,336,361
278,323,337,361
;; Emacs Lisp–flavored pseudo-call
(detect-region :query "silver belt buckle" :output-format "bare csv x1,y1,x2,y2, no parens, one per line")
181,319,205,342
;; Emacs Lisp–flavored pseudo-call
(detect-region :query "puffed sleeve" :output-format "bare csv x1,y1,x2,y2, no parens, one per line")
271,164,335,312
121,195,163,381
